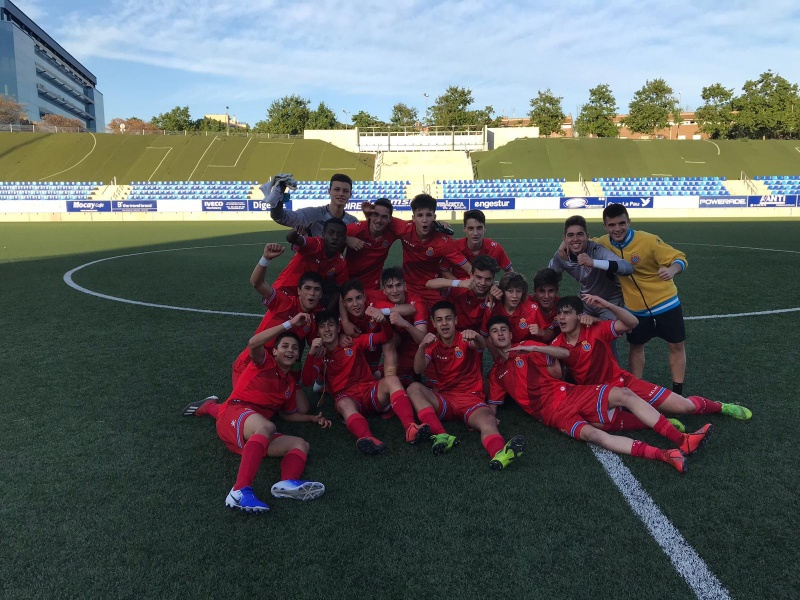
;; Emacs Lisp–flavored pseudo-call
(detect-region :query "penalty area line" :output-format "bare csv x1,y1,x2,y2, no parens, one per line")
591,446,731,600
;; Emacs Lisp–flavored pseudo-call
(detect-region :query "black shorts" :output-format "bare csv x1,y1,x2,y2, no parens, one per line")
626,304,686,345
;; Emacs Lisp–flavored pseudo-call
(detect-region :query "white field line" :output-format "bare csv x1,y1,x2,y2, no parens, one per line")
39,132,97,181
209,136,253,168
319,167,356,170
257,141,294,145
685,161,705,164
187,136,219,181
145,147,173,181
591,446,731,600
705,140,721,155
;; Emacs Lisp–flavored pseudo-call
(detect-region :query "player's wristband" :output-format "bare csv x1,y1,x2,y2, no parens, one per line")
451,279,461,287
282,320,291,330
593,259,609,270
381,308,391,316
259,257,271,267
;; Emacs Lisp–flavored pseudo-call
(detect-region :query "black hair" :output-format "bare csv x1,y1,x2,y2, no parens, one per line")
532,267,562,290
556,296,584,314
472,254,499,274
410,193,437,213
329,173,353,189
498,272,529,297
463,209,486,226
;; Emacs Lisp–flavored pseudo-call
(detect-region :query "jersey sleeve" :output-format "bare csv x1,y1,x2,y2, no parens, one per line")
346,221,367,236
388,216,410,237
548,253,567,273
334,261,350,285
592,243,634,275
487,366,508,405
272,205,314,230
297,236,323,256
494,243,513,271
301,353,323,387
596,320,624,343
652,235,688,272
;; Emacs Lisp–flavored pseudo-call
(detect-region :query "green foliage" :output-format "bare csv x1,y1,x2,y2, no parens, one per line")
731,70,800,139
428,86,493,129
529,88,566,137
151,106,195,131
0,94,28,124
194,117,227,132
307,101,338,130
351,110,386,129
623,79,677,135
390,102,419,130
575,84,618,138
695,84,735,139
254,95,311,135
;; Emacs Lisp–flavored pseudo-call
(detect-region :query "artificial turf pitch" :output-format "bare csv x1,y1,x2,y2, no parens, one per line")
1,220,798,599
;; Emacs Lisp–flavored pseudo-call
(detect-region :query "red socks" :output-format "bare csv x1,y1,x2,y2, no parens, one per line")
482,434,505,458
390,390,416,429
631,440,663,461
280,448,307,481
196,400,220,418
688,396,722,414
603,410,647,431
417,407,447,435
653,414,684,444
345,413,373,439
233,433,269,490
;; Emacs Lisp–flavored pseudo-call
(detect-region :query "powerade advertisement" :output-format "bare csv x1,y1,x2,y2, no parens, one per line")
698,196,747,208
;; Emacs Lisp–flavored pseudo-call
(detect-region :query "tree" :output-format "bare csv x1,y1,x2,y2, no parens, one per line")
731,71,800,139
41,114,84,130
254,95,311,135
194,117,227,132
152,106,195,131
622,79,677,135
390,103,419,130
351,110,385,129
695,84,735,139
107,117,161,134
307,102,337,130
0,94,27,124
427,86,496,129
529,88,566,137
575,84,618,138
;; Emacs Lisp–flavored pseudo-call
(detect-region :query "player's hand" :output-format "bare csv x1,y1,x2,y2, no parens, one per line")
462,329,479,342
365,306,385,323
528,324,540,337
420,332,437,348
577,253,594,268
263,243,285,260
286,226,304,246
489,284,503,301
579,313,598,326
339,334,354,348
309,337,325,356
389,312,409,328
361,201,375,217
341,321,361,337
310,412,332,428
658,265,680,281
290,312,310,328
346,236,364,251
581,294,607,308
557,240,569,260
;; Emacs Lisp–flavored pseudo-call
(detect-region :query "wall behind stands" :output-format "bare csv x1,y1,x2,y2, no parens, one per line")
303,129,360,152
486,126,539,149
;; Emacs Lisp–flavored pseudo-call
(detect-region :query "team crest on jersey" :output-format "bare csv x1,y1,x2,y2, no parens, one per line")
455,347,463,358
630,253,640,265
425,247,434,256
368,321,376,330
581,340,592,352
327,268,336,277
382,240,390,248
515,356,524,368
303,324,311,333
518,318,528,329
284,388,291,398
345,348,353,356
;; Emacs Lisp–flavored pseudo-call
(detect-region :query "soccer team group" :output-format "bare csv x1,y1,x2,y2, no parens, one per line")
182,173,753,514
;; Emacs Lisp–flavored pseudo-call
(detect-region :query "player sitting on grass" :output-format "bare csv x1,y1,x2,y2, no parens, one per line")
271,218,349,308
302,310,429,455
406,301,525,471
182,314,331,513
425,254,499,333
486,316,713,474
552,295,752,424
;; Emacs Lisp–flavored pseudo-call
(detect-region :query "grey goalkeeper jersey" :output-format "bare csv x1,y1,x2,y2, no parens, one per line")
549,240,633,316
270,202,359,238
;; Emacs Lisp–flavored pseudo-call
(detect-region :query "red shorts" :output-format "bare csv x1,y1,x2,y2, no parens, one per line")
333,381,389,415
433,390,489,426
615,371,669,408
215,402,283,454
543,383,613,440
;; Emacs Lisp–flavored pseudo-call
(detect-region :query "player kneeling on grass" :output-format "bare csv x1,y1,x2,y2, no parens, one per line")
406,301,525,471
552,295,752,426
182,314,331,513
302,310,429,455
486,316,713,473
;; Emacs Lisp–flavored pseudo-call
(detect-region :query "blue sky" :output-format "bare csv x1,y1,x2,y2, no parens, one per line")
16,0,800,128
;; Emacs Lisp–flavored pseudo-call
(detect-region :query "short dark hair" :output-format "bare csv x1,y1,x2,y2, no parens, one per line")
472,254,499,274
329,174,352,189
533,267,561,290
275,330,301,346
340,279,365,298
498,272,528,297
323,217,347,233
564,215,588,234
381,266,405,286
410,193,437,213
486,315,511,331
315,310,339,326
373,198,393,215
430,300,456,318
603,203,629,222
556,296,584,314
463,209,485,226
298,271,324,288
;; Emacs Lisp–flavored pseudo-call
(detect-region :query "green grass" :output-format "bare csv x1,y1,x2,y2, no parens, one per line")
2,220,799,599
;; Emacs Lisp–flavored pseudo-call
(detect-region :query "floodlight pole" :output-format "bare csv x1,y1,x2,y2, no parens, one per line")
226,106,230,136
342,109,350,130
423,93,429,125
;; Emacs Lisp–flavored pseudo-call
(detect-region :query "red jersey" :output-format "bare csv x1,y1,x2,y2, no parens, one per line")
424,332,484,396
345,308,384,368
366,289,428,370
488,299,541,343
445,237,513,278
302,323,393,394
487,341,559,417
442,286,492,333
397,220,468,306
224,353,297,417
272,236,349,294
552,320,624,385
530,296,560,334
345,220,401,289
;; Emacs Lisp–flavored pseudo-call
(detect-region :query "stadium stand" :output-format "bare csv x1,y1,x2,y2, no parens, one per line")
292,180,410,201
753,175,800,195
593,176,730,196
439,178,565,198
127,181,256,201
0,181,99,200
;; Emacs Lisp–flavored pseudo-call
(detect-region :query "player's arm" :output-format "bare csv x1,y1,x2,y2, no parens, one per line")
508,343,570,360
301,338,325,387
281,410,332,428
581,294,639,334
414,332,436,374
586,244,634,276
345,221,366,251
248,312,310,364
461,329,486,351
654,238,688,281
286,226,308,249
389,312,427,344
249,242,285,297
271,202,313,232
426,277,468,290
